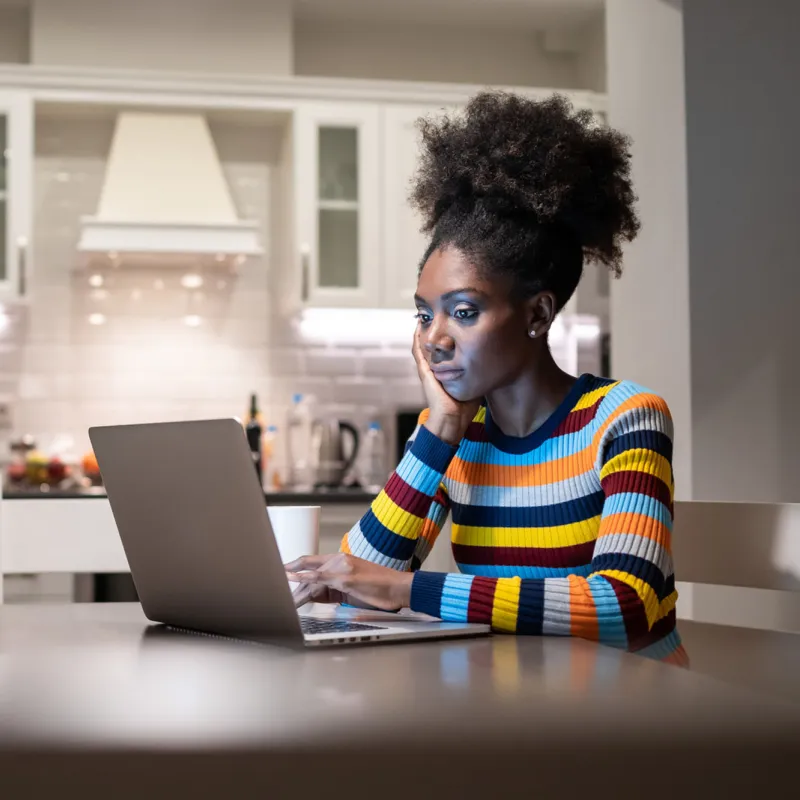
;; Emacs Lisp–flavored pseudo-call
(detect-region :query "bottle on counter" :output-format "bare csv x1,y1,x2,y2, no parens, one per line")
286,393,313,490
262,424,278,491
245,392,263,487
7,434,35,489
362,421,388,492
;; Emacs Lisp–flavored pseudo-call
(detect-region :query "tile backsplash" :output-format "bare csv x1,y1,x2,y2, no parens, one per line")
1,114,598,480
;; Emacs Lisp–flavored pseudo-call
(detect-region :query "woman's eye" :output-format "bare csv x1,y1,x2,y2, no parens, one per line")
414,311,432,324
453,308,478,321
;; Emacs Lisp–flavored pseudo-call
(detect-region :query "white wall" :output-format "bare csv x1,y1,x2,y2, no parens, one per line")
0,6,29,64
684,0,800,503
30,0,293,75
572,13,608,324
574,14,606,92
295,19,583,88
13,0,606,89
606,0,692,499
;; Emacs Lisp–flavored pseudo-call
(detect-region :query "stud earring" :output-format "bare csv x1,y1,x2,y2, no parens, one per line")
529,329,537,338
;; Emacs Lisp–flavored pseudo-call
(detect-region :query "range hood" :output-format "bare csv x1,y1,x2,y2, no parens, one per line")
78,112,263,262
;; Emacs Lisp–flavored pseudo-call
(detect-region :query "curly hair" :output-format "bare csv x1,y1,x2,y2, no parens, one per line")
410,91,640,310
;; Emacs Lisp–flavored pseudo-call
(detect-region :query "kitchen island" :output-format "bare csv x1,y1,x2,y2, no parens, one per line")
0,489,391,603
0,489,459,602
0,603,797,798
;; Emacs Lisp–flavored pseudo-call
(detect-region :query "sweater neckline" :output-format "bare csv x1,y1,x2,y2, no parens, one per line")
483,373,592,454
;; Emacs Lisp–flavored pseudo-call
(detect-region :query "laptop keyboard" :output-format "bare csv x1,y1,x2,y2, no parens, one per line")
299,617,387,636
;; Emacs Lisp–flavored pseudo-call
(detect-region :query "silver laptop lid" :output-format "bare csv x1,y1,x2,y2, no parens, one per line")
89,418,302,642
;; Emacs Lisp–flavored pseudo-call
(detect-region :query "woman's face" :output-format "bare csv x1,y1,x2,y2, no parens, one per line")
414,247,539,402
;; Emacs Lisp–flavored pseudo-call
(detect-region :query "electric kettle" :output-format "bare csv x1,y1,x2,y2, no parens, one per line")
310,418,360,488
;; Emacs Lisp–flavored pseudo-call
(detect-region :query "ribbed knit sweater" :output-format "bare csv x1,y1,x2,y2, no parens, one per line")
342,374,687,663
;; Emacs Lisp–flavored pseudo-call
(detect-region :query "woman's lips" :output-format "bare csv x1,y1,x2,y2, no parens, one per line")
431,367,465,382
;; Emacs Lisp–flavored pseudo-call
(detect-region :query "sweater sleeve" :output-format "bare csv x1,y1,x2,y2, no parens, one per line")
340,412,455,571
409,391,677,649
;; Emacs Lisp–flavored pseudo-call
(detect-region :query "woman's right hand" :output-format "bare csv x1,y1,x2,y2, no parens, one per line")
412,325,480,446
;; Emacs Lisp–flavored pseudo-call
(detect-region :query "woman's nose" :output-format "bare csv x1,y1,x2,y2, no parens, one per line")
423,317,453,353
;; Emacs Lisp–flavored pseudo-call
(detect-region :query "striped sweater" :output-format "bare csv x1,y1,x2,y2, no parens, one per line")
342,374,687,663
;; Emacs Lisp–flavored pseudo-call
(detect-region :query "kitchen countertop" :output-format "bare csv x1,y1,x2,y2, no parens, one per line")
0,603,798,798
2,488,378,505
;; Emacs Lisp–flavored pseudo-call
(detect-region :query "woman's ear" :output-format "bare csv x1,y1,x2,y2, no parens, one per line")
525,291,558,339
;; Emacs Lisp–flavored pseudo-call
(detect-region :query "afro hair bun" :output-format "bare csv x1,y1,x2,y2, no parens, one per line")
411,91,640,276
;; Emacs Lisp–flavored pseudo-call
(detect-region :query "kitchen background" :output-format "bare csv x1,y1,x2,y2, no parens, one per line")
0,0,607,494
2,0,798,634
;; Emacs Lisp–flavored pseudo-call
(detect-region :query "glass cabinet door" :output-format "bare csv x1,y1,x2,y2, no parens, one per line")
295,104,380,308
317,126,359,289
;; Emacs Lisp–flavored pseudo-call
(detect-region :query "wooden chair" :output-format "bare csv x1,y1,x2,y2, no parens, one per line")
672,500,800,702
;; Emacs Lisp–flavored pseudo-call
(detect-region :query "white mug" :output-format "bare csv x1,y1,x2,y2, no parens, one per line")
267,505,321,591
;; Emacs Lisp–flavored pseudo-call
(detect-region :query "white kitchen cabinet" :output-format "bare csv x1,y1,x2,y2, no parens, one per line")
382,104,464,310
0,91,33,303
294,103,381,308
294,101,459,311
381,104,433,309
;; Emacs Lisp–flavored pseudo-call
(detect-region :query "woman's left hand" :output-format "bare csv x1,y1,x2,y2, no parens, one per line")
285,553,413,612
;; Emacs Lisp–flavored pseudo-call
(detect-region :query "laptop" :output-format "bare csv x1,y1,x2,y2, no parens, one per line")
88,418,490,648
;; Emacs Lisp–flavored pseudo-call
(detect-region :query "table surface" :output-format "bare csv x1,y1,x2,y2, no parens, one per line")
0,604,798,797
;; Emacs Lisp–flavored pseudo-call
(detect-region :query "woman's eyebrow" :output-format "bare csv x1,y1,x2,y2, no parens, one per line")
414,287,485,304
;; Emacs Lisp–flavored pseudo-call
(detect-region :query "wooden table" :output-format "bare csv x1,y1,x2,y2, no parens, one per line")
0,604,798,799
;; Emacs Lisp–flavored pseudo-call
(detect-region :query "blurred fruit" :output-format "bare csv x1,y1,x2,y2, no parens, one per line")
25,450,49,485
81,450,102,485
82,451,100,475
47,456,68,484
7,462,26,483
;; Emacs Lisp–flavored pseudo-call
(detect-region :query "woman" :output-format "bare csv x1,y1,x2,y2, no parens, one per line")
287,91,686,664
